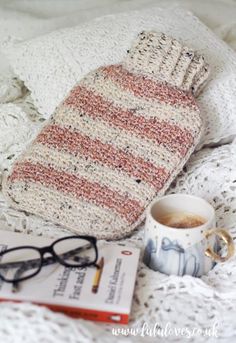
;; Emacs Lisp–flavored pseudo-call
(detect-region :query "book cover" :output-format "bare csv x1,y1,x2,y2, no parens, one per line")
0,230,140,324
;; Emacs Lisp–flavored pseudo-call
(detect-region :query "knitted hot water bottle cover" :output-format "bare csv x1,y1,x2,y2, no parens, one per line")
3,32,210,239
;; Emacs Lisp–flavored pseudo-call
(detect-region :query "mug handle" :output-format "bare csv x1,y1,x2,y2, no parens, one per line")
205,228,235,262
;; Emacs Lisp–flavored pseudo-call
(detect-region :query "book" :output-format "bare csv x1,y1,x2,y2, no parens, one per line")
0,230,140,324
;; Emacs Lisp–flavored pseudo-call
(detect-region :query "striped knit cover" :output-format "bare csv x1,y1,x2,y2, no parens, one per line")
3,31,210,239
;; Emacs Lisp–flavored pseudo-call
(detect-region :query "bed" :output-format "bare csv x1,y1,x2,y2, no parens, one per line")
0,0,236,342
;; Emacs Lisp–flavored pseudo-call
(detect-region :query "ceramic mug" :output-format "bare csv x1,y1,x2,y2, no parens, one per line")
143,194,234,277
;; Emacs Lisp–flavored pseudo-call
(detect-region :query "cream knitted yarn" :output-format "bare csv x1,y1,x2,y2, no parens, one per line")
3,31,210,239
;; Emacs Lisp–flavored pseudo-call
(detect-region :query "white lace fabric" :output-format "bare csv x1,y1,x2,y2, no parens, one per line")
0,1,236,343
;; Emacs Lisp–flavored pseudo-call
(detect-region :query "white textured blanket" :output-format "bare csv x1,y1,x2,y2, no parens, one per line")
0,1,236,342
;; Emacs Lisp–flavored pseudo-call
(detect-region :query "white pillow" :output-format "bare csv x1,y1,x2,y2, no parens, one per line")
5,6,236,148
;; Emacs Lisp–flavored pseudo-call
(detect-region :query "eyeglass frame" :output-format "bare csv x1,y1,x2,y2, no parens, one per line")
0,235,98,284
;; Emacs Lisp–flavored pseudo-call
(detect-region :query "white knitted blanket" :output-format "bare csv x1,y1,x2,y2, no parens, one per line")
0,1,236,342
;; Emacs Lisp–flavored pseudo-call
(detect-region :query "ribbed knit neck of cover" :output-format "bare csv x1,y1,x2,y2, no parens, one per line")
122,31,210,97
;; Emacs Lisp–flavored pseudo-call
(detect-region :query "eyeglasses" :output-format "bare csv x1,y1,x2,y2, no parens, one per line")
0,235,98,291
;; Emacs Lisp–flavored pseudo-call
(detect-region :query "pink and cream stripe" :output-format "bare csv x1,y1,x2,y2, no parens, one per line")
25,143,155,204
101,65,198,109
79,72,200,133
64,85,194,156
54,109,180,170
36,125,170,191
9,161,144,223
9,182,129,235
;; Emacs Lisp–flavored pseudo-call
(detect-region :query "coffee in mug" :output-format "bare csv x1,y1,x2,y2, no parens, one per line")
158,211,206,228
143,194,234,277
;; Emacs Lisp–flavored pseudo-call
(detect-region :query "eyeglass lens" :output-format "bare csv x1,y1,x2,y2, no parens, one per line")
0,248,41,282
53,237,96,266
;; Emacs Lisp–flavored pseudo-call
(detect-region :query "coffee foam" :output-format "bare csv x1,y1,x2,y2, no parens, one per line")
158,212,206,229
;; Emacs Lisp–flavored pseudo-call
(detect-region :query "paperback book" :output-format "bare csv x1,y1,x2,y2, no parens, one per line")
0,230,140,324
